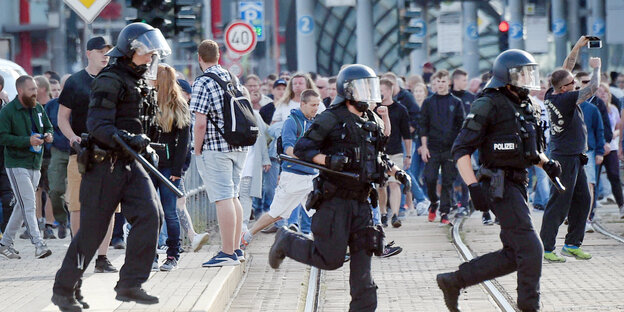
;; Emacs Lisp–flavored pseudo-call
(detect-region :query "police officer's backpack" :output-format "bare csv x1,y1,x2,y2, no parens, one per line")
202,72,259,147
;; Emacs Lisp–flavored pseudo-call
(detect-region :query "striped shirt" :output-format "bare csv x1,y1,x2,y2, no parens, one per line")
190,65,247,152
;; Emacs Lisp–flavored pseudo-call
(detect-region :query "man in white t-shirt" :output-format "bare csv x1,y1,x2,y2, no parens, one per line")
272,74,324,123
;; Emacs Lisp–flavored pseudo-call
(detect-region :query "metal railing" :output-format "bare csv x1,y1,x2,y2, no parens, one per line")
182,155,217,233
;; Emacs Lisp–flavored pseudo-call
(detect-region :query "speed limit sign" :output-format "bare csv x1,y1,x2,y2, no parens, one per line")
224,21,257,55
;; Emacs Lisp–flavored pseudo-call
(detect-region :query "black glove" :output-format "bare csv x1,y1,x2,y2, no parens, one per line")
395,170,412,194
118,130,150,152
468,183,489,212
543,159,562,180
325,154,349,171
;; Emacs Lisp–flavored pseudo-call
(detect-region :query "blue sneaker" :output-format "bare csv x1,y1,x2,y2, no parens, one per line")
234,249,245,262
202,251,240,267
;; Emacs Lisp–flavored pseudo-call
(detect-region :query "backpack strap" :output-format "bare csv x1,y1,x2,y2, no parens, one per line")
198,72,232,138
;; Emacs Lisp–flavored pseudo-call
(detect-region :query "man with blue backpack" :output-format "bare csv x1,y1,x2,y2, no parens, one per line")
241,89,321,247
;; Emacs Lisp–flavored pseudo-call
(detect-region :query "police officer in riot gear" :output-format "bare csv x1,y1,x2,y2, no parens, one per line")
267,64,411,311
52,23,171,312
436,50,561,312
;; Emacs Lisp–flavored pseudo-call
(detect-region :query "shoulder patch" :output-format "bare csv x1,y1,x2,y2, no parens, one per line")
463,97,494,131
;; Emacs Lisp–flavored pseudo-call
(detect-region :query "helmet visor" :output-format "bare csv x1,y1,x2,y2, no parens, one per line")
346,77,382,103
130,29,172,59
509,65,540,91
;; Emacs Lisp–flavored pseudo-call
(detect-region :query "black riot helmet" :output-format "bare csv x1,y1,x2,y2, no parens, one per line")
485,49,540,92
332,64,381,112
106,22,171,59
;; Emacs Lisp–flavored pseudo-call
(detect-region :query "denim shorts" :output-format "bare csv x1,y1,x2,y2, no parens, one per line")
196,150,248,203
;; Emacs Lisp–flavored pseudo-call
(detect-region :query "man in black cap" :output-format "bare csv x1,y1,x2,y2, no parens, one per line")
56,36,119,277
260,79,287,124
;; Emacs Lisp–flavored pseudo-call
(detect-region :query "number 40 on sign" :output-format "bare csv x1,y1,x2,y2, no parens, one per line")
225,20,258,55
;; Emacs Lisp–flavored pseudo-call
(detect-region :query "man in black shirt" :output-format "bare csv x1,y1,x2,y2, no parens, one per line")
57,37,119,275
376,78,411,228
450,69,477,215
541,36,601,263
419,70,465,225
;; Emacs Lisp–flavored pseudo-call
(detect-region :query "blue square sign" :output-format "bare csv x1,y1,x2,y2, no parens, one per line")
240,1,265,41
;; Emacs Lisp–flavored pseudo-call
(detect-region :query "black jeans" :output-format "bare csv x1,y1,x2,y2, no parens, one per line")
283,196,376,312
53,159,162,296
423,149,457,214
540,154,591,252
602,150,623,207
456,179,542,311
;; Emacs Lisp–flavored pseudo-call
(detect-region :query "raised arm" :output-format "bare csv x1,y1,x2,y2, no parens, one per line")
577,58,601,105
563,36,589,72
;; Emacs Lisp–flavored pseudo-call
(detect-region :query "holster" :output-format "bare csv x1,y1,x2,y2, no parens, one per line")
580,153,589,166
369,225,385,257
476,167,505,200
305,177,324,211
349,224,385,257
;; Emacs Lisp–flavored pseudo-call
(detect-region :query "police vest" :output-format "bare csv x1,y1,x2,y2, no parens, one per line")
97,64,152,136
478,91,543,169
321,106,388,186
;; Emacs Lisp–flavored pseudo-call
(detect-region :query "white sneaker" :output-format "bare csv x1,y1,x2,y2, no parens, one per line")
156,245,168,254
35,243,52,259
599,195,615,205
416,200,430,216
192,233,210,252
585,222,595,233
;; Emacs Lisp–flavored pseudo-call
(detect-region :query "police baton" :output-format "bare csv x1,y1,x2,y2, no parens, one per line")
279,154,360,180
113,134,185,198
551,176,566,193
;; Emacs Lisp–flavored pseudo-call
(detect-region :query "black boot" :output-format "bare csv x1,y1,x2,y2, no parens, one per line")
74,288,89,309
436,272,463,312
51,293,82,312
115,287,159,305
268,226,292,269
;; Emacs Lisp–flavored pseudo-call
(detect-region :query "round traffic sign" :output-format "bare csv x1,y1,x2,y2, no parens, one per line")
225,20,257,55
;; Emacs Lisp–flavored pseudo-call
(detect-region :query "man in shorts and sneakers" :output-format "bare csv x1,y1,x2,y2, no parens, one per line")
241,90,320,247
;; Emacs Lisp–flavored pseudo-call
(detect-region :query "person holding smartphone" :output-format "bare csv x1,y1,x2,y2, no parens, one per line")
0,75,54,260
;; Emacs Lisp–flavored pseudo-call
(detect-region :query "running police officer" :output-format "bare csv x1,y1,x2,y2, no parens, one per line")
52,23,170,312
267,64,411,312
437,50,561,312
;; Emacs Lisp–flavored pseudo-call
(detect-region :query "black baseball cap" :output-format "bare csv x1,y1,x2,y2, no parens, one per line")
87,36,112,51
273,79,287,88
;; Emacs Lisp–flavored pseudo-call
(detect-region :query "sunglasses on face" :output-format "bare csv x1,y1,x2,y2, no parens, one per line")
581,80,590,84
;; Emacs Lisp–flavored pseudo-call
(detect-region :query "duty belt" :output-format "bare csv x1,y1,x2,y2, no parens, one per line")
321,180,371,202
479,167,528,186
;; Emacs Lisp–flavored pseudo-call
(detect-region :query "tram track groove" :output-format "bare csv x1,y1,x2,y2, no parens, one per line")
450,216,518,312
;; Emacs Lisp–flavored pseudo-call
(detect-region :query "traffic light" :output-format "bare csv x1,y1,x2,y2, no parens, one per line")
129,0,175,38
399,7,426,57
498,20,509,52
173,0,198,35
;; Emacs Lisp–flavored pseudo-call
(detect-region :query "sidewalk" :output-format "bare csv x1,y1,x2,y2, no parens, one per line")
0,232,246,312
463,204,624,311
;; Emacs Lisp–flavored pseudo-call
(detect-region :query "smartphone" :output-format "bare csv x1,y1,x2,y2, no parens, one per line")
585,36,602,49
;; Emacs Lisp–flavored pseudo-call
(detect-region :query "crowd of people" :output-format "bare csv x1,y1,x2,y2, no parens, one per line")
2,36,624,265
0,26,623,311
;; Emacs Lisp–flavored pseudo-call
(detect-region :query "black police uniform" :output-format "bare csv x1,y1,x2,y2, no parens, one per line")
447,88,544,311
53,58,162,298
272,104,392,312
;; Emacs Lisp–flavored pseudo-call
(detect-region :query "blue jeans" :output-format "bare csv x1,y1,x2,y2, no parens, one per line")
532,166,550,207
153,167,181,259
254,158,279,218
286,204,311,234
371,205,381,225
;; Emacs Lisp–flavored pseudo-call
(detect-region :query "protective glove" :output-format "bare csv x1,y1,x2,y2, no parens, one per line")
468,183,489,212
117,130,151,152
325,154,349,171
543,159,562,181
395,170,412,194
